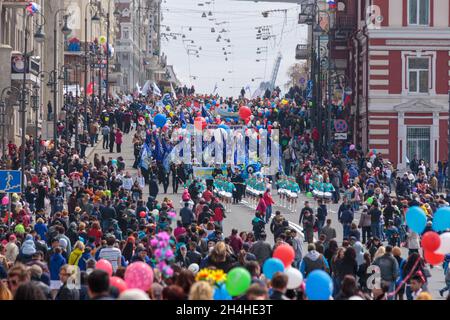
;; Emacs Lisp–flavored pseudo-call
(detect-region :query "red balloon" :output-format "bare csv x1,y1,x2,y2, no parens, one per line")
424,250,445,265
139,211,146,218
421,231,441,252
110,276,128,293
273,244,295,267
194,116,207,130
96,259,113,276
239,106,252,120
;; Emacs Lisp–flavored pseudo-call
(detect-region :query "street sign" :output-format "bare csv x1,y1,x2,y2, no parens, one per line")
90,63,106,69
334,119,348,132
334,133,347,140
0,170,21,193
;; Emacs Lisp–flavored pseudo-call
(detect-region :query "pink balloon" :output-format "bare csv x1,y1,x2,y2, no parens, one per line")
96,259,113,276
2,197,9,205
110,276,128,293
124,262,154,292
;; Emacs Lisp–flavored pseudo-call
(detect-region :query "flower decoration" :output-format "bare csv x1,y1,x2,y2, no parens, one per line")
150,232,174,278
195,268,227,286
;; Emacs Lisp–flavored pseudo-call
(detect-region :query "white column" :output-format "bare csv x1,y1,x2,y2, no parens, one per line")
398,111,407,170
431,112,440,170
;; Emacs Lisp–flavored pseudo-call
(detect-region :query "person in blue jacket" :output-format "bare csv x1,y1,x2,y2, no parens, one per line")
78,245,94,272
49,246,67,297
34,218,48,243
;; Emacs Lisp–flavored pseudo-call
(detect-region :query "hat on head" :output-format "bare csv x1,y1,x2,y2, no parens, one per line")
59,238,68,250
21,239,36,256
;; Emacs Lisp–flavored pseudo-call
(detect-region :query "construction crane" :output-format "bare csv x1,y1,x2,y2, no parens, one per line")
269,52,282,91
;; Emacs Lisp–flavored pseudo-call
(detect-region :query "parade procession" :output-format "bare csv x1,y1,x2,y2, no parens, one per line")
0,0,450,311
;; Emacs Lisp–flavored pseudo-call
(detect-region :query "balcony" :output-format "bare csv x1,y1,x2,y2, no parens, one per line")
335,15,356,31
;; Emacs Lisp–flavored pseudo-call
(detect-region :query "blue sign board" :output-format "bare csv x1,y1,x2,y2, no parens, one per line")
0,170,21,193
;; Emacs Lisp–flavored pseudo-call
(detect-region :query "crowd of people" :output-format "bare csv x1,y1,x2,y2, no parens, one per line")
0,83,449,302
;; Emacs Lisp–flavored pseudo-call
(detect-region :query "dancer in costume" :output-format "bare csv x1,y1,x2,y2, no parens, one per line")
286,176,300,214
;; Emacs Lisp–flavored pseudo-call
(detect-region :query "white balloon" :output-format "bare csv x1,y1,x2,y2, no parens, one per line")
367,162,372,169
435,232,450,255
285,267,303,289
188,263,200,274
349,295,364,300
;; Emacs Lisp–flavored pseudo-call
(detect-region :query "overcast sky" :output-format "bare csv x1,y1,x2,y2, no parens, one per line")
161,0,308,97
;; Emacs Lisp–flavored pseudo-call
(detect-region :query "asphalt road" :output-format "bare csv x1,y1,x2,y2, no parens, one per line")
88,129,447,300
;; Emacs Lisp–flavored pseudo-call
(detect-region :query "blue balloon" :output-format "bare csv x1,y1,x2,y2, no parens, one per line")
225,118,231,122
432,206,450,232
268,121,272,125
305,270,333,300
213,283,232,300
406,206,427,234
263,258,285,280
212,100,216,105
218,124,230,131
154,113,167,128
206,103,211,109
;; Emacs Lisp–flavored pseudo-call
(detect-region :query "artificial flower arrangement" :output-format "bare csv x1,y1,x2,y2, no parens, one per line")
150,232,175,278
195,268,227,286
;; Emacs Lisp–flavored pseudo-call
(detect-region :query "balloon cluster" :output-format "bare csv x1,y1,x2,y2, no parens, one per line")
406,206,450,265
149,232,174,278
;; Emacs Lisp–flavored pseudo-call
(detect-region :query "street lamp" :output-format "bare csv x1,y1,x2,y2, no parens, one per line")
85,1,100,131
20,9,46,191
53,9,72,151
31,86,39,173
0,87,21,162
103,0,121,108
74,63,81,152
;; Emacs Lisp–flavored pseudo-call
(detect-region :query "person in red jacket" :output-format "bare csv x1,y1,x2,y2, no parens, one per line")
256,194,267,219
202,185,214,203
263,188,275,223
311,127,320,153
211,197,226,228
115,128,123,153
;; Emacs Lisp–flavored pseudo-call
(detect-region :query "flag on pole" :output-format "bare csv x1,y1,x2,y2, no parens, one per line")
86,82,95,96
161,93,173,107
152,82,162,96
213,83,218,94
139,143,152,170
170,83,177,100
179,109,186,128
245,84,251,93
141,80,151,96
26,2,40,16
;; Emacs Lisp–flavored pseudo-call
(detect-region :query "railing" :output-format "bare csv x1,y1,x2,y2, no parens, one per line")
336,15,356,30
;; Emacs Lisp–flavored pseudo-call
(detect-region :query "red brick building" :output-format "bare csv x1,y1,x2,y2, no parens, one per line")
333,0,450,170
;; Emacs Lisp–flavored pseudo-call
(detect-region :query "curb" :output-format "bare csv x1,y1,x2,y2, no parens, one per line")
86,135,104,160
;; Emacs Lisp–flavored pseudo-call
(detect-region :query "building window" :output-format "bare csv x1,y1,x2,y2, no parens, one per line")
122,26,130,40
408,0,429,26
408,57,429,93
407,127,430,164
